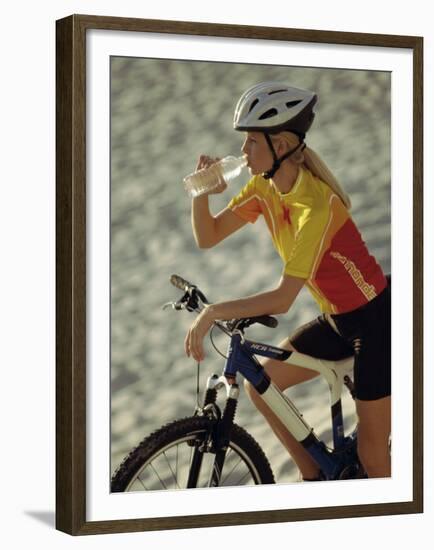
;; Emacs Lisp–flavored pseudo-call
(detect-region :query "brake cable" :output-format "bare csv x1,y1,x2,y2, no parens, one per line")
210,324,229,360
196,361,201,409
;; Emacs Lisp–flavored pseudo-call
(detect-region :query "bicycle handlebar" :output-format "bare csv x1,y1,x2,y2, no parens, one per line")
170,274,195,292
169,274,278,331
170,274,210,304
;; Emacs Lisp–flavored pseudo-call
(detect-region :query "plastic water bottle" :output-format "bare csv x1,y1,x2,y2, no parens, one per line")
183,156,247,198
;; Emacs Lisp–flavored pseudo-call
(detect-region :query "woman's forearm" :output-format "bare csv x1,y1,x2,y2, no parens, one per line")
205,275,305,322
185,275,305,362
191,195,216,248
206,289,289,321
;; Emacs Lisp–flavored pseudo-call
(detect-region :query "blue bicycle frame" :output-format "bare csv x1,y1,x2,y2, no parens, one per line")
222,332,357,481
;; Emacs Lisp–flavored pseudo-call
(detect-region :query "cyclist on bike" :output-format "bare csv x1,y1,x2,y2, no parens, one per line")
184,81,391,481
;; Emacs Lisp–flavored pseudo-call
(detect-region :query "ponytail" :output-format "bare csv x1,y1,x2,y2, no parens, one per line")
275,132,352,209
303,146,351,209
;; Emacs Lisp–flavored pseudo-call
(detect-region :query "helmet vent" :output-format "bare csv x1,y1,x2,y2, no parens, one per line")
269,89,287,95
258,108,278,120
286,100,302,108
248,99,259,113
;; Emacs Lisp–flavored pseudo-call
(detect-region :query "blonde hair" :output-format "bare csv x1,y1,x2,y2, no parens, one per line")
272,132,352,209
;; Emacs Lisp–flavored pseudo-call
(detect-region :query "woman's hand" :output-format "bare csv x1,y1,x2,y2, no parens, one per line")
184,306,215,362
195,154,221,171
194,155,227,196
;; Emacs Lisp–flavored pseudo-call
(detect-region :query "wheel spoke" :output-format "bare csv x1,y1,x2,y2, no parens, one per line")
163,449,181,489
233,469,252,486
136,475,149,490
221,455,244,485
150,462,168,490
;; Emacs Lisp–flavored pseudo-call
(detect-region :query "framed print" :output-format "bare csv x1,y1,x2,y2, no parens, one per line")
56,14,423,535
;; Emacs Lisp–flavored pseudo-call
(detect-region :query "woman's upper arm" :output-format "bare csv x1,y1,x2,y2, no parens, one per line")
213,207,247,245
276,273,306,313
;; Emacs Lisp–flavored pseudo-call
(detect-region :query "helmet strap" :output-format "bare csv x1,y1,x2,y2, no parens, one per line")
262,134,306,180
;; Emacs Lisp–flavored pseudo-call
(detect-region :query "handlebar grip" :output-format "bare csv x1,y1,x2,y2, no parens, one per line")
258,316,278,328
170,274,195,291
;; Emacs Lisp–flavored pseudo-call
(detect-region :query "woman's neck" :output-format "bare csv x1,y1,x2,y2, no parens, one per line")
271,163,300,194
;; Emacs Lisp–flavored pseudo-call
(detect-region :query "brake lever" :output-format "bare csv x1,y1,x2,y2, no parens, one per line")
226,319,245,332
162,301,184,311
162,288,204,312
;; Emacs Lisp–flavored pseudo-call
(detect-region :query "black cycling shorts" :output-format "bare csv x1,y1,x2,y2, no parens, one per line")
289,282,391,401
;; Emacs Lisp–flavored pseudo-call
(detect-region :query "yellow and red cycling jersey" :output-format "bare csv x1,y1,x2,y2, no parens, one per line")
227,166,387,314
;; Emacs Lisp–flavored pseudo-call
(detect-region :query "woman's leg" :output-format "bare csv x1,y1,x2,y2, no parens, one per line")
356,396,391,477
244,336,322,480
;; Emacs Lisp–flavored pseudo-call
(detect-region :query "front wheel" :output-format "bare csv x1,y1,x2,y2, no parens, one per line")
111,416,275,492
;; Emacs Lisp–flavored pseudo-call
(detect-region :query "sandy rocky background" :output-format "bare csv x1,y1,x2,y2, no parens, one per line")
110,57,391,486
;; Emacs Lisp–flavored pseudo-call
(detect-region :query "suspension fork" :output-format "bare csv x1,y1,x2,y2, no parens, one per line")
188,374,240,488
187,375,218,488
207,376,240,487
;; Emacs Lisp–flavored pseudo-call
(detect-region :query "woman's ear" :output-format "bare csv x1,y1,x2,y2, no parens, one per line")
278,138,290,155
273,136,286,155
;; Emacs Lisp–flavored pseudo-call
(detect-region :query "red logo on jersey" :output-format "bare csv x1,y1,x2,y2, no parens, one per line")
282,205,291,225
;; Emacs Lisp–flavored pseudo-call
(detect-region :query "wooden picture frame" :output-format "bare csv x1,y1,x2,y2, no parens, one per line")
56,14,423,535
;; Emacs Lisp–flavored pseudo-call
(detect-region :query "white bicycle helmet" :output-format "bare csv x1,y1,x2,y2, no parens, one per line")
233,82,317,178
233,81,317,138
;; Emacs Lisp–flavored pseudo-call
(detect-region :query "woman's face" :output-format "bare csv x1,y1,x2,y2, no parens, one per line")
241,132,274,175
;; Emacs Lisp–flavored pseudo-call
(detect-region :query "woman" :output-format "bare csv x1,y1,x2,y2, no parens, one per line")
184,82,391,480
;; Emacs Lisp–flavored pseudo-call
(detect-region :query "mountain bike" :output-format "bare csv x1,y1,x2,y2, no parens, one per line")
111,274,366,492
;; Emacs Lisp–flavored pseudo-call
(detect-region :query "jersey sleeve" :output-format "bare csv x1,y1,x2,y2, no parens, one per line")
284,205,331,279
226,177,262,223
